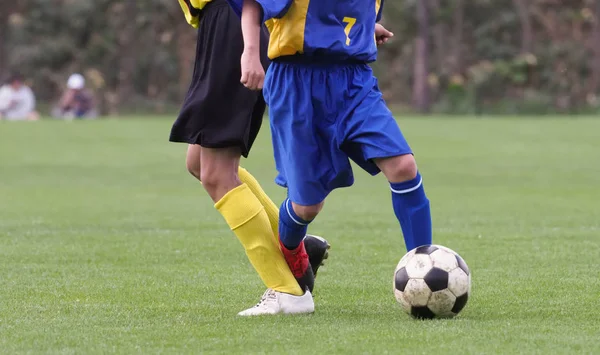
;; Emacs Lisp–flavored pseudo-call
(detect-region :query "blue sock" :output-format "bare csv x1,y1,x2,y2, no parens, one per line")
390,172,432,251
279,198,311,250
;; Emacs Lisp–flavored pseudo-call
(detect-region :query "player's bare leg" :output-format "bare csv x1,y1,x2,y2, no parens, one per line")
186,144,330,290
291,202,325,222
374,154,418,184
199,147,241,202
173,0,325,316
186,144,202,181
188,146,313,315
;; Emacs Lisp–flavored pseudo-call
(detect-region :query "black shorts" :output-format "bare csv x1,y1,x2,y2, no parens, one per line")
169,0,269,157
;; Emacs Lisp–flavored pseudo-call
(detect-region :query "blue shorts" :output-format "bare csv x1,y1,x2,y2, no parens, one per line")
263,61,412,206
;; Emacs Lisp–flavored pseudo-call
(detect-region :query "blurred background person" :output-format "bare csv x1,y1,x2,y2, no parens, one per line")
0,72,39,121
53,73,97,119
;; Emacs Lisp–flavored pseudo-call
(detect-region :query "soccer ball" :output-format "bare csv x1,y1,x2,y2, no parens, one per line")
394,244,471,319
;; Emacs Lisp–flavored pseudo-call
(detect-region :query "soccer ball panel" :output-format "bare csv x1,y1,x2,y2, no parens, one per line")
394,289,411,312
405,254,433,278
394,267,409,292
430,249,458,272
447,268,470,297
428,289,457,317
433,245,470,275
414,245,439,255
433,244,455,253
423,267,449,292
410,306,436,319
404,279,431,307
395,249,416,271
456,253,470,276
452,293,469,314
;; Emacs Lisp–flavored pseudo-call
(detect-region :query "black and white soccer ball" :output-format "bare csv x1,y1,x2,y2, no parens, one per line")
394,244,471,319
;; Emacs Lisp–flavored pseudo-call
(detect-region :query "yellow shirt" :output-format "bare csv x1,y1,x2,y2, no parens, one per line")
178,0,212,28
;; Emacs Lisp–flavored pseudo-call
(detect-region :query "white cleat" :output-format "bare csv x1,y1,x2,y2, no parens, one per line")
237,288,315,316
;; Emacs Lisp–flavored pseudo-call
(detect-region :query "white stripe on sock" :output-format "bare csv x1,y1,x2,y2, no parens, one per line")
390,177,423,194
285,199,307,226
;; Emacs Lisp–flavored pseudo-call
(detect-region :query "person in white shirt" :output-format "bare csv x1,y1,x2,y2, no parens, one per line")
0,73,39,121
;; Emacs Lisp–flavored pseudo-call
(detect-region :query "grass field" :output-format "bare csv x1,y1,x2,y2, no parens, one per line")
1,117,599,354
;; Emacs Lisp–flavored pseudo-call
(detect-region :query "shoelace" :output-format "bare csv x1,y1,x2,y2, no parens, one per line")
254,289,277,308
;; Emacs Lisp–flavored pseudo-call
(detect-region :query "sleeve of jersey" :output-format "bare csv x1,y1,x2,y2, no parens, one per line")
178,0,200,28
256,0,293,22
226,0,293,22
377,0,384,22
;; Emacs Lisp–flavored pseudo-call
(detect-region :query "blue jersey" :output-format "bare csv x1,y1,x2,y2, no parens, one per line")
227,0,384,62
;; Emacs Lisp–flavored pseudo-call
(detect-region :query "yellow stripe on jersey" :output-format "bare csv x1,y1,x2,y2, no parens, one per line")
178,0,212,28
265,19,275,34
267,0,310,58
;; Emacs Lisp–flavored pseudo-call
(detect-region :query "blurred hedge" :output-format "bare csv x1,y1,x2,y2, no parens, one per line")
2,0,600,115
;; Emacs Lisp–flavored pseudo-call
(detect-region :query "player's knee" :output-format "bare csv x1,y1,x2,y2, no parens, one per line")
200,167,239,194
186,145,202,181
292,202,324,221
199,168,220,191
379,154,418,183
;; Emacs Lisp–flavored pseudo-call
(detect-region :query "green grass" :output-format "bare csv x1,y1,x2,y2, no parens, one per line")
1,117,599,354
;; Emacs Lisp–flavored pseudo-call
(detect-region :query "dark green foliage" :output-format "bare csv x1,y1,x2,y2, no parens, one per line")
375,0,600,114
1,0,600,114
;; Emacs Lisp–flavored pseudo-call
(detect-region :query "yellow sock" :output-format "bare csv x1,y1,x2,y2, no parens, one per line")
215,184,303,296
238,167,279,239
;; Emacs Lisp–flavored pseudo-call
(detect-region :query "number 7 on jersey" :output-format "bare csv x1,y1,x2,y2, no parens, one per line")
343,17,357,46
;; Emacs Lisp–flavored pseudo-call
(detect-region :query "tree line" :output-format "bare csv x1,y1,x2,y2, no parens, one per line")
1,0,599,115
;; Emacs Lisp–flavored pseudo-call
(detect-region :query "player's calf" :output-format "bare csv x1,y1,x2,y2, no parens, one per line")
375,154,432,252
